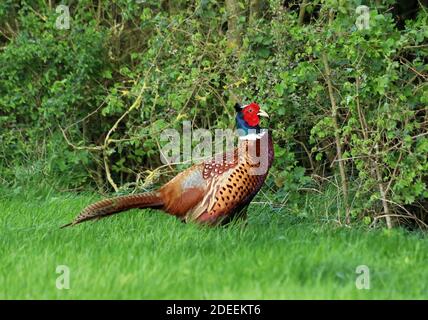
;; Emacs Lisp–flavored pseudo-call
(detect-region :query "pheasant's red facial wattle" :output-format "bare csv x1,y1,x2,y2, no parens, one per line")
242,102,261,127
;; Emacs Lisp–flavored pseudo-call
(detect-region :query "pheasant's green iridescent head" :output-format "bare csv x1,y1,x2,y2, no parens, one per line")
235,102,269,134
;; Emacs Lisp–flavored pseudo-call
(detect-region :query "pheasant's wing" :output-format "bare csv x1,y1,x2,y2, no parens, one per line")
158,164,208,218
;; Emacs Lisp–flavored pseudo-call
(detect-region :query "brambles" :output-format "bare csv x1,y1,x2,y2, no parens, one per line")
0,1,426,228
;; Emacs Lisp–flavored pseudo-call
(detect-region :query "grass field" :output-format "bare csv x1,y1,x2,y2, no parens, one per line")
1,189,427,299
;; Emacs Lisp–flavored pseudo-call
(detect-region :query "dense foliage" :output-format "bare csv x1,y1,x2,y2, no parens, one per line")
0,0,427,228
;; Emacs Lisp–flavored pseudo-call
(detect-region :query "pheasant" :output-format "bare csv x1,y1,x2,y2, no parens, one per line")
62,102,274,227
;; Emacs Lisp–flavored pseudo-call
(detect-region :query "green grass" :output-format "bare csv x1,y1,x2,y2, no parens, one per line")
0,189,427,299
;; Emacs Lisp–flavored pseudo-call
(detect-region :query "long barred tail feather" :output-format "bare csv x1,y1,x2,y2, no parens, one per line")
61,192,164,228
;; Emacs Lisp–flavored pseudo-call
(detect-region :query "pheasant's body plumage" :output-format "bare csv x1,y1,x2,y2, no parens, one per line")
63,102,274,228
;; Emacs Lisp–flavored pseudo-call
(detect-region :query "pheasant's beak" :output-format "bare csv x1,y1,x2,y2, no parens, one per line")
257,109,269,118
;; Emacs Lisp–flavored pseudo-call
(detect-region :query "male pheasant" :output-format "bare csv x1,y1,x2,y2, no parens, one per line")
62,102,274,227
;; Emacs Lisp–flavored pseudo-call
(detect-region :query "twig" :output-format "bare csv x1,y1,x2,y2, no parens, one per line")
371,214,427,229
295,138,314,170
322,52,351,224
59,126,103,151
399,57,428,80
355,76,392,229
298,0,308,25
